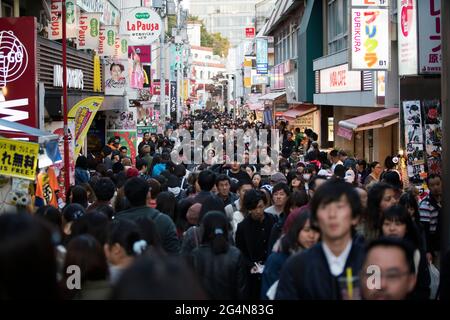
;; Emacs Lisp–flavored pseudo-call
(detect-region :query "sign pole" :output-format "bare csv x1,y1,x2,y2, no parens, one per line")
62,2,70,195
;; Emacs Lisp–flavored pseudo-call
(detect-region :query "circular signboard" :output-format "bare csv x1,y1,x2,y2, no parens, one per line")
120,7,162,44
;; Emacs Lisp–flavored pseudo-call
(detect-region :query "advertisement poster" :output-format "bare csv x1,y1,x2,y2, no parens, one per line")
0,138,39,180
256,38,268,74
105,59,128,95
77,13,101,50
402,100,422,124
128,45,151,63
350,8,390,70
106,110,137,130
398,0,418,75
68,96,104,156
405,124,423,144
106,130,137,165
65,0,78,39
422,99,441,124
418,0,441,74
0,17,38,136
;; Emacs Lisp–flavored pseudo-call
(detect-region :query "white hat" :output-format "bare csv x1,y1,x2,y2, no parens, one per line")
318,169,331,177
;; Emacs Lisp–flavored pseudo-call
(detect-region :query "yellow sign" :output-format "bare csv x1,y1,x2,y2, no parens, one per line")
0,138,39,180
183,79,188,100
68,96,104,155
93,54,102,92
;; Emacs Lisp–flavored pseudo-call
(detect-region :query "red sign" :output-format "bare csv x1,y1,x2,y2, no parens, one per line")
245,27,255,38
0,17,38,137
337,126,353,141
151,81,169,95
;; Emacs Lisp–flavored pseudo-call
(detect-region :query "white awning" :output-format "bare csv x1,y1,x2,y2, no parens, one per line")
258,91,286,101
0,118,58,144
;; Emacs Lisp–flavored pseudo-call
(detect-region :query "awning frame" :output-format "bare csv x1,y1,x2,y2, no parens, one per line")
338,108,399,131
258,91,286,101
0,118,59,144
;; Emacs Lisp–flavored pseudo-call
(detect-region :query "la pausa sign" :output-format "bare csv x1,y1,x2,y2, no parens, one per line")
120,7,162,45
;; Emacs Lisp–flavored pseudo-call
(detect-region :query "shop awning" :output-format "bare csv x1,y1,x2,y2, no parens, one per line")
0,119,58,144
282,105,317,119
338,108,399,131
258,91,286,101
246,103,265,111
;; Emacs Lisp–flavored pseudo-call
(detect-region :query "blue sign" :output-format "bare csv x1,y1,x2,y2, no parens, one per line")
257,63,269,75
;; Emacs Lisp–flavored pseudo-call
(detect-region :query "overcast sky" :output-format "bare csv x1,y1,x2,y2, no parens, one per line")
181,0,190,9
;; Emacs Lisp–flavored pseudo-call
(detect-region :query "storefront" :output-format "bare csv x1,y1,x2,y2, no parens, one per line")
314,55,399,162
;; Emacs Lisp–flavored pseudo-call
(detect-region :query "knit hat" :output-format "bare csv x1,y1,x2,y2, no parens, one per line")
270,172,287,184
186,203,202,225
126,167,139,178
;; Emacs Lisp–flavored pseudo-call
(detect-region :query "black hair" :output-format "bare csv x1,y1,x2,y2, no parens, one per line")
329,149,339,158
92,177,116,202
367,182,395,232
281,210,317,254
136,159,148,171
357,159,367,169
145,179,159,199
0,214,59,299
63,234,109,291
174,164,186,177
365,237,416,274
153,175,168,192
381,171,402,190
215,174,231,186
102,145,112,157
106,219,146,256
243,189,264,211
110,63,124,72
110,251,206,299
70,212,109,246
309,175,328,192
198,170,216,191
369,161,380,172
90,204,115,220
119,146,128,152
70,186,88,208
338,150,348,157
384,156,395,170
272,182,291,197
35,205,62,233
288,190,309,210
156,192,178,221
75,155,88,170
380,205,421,249
124,177,150,207
62,203,86,223
398,191,420,222
310,179,361,222
334,164,346,179
238,177,253,189
426,173,441,185
201,211,229,255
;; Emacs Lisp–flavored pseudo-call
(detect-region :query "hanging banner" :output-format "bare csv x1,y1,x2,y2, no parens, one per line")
66,0,78,38
0,17,38,136
77,0,120,26
120,7,162,45
170,80,177,119
106,130,137,165
93,54,102,92
104,59,128,95
418,0,441,74
68,96,104,155
114,36,129,60
256,38,268,75
0,138,39,180
98,25,117,57
49,0,62,40
350,7,390,70
398,0,418,75
77,12,101,50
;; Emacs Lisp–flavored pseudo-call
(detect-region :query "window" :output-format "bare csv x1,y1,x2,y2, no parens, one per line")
200,71,204,80
328,117,334,142
1,2,13,17
327,0,348,54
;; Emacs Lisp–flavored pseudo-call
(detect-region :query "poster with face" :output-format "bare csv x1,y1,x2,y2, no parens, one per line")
105,60,128,95
403,100,422,125
407,164,426,181
422,100,441,124
106,130,137,166
405,124,423,144
427,157,442,176
425,124,442,146
106,110,137,130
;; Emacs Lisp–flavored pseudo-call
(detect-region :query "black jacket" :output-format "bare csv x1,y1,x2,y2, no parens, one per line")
116,206,181,255
189,245,249,300
276,240,366,300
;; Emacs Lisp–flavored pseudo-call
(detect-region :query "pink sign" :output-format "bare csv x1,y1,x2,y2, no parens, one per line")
337,126,354,140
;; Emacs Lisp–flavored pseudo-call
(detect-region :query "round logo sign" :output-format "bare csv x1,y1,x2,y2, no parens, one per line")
120,7,162,45
0,30,28,87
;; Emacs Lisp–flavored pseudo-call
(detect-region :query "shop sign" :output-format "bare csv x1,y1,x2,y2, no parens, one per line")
120,7,162,45
77,0,120,26
98,25,117,57
418,0,441,74
0,137,39,180
319,64,362,93
0,17,38,134
53,65,84,90
337,126,354,141
245,27,255,38
351,0,388,6
77,12,101,50
350,7,390,70
398,0,418,75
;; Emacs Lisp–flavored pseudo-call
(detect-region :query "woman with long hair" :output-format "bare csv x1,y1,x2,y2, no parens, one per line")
261,210,320,299
189,211,249,299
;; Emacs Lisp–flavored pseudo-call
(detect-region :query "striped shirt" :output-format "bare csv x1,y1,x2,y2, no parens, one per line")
419,195,441,234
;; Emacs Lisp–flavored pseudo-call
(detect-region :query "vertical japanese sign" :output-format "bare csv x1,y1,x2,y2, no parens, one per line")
398,0,418,75
170,80,177,119
65,0,78,39
244,57,252,88
49,0,62,40
0,17,38,135
256,38,268,75
350,7,390,70
418,0,441,74
0,138,39,180
77,12,101,50
98,25,117,57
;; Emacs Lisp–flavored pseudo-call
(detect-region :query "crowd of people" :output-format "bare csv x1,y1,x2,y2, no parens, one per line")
1,110,449,300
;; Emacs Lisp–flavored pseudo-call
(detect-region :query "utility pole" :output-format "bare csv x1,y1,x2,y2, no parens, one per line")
441,0,450,264
158,1,167,132
176,0,182,123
